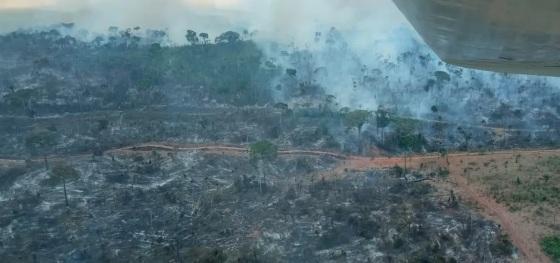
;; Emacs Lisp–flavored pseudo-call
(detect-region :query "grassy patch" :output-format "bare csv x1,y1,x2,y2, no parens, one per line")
541,157,560,173
480,156,560,208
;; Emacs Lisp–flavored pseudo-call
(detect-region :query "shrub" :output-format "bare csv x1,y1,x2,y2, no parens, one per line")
541,235,560,262
249,140,278,160
0,167,27,190
187,247,227,263
438,167,450,178
393,165,404,177
490,234,513,257
317,226,352,250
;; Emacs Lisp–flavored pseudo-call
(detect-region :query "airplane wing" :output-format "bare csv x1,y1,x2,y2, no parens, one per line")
393,0,560,76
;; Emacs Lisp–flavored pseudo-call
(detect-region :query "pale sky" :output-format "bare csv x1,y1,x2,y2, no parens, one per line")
0,0,245,10
0,0,409,44
0,0,56,9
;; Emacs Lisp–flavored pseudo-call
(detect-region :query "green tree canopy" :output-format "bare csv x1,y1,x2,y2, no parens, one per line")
185,29,199,45
392,118,427,151
249,140,278,161
215,31,240,44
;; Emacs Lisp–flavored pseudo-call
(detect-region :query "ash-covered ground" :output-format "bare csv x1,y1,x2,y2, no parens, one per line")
0,150,514,262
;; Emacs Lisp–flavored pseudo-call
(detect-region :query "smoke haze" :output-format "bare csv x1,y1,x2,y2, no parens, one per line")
2,0,560,126
0,0,409,44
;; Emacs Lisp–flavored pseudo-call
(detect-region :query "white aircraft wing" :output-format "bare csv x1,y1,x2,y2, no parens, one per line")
393,0,560,76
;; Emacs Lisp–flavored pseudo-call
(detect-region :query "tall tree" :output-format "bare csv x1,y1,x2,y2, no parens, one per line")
376,107,391,143
249,141,278,194
25,129,57,169
215,31,240,44
185,30,199,45
198,32,209,44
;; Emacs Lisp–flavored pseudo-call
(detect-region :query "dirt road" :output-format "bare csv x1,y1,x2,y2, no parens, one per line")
345,151,558,263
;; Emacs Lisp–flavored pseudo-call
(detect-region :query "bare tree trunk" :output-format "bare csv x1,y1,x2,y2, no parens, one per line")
63,177,69,207
258,160,264,194
404,152,407,174
175,238,182,263
127,164,133,191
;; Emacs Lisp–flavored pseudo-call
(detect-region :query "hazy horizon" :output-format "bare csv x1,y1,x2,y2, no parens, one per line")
0,0,410,45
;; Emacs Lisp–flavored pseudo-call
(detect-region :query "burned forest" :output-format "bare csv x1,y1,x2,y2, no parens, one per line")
0,7,559,263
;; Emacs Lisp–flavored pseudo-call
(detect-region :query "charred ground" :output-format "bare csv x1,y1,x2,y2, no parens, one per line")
0,149,514,262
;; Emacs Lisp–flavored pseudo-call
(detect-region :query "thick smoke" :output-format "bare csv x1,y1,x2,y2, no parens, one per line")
269,25,560,131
